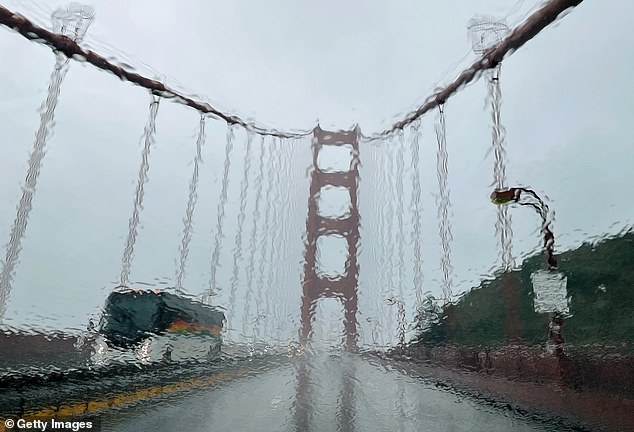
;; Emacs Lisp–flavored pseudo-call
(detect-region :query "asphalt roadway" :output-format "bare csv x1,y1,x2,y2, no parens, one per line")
100,352,568,432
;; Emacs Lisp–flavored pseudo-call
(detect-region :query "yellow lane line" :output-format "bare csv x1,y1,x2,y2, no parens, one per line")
1,366,258,424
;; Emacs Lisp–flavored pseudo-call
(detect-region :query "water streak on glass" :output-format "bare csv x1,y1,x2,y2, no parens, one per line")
488,65,514,271
0,54,69,318
174,116,206,293
227,130,254,337
335,354,357,431
395,377,406,432
365,143,385,348
265,138,285,338
409,120,424,308
51,3,94,43
119,97,160,287
255,138,278,340
270,139,288,342
382,142,396,337
267,139,285,341
243,136,267,337
275,138,298,342
435,106,453,302
207,125,235,300
395,132,406,306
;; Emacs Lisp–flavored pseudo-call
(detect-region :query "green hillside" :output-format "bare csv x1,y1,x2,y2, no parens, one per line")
414,231,634,348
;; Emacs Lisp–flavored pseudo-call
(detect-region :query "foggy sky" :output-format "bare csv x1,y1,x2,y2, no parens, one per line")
0,0,632,345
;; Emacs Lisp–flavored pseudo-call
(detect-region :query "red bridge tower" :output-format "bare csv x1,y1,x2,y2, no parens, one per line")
300,126,360,351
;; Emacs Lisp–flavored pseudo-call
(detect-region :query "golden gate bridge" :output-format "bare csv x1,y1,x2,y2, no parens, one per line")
1,1,633,431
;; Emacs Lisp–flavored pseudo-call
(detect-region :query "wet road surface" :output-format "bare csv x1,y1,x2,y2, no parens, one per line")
102,353,557,432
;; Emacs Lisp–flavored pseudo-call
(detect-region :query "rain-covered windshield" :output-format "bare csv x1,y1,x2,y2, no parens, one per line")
1,1,633,431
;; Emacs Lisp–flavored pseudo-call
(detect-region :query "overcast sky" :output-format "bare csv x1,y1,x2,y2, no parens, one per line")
0,0,633,347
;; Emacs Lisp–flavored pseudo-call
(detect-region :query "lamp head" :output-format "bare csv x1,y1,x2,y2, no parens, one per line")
490,188,519,205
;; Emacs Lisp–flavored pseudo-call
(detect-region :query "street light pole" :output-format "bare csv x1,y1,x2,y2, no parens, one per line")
491,187,557,269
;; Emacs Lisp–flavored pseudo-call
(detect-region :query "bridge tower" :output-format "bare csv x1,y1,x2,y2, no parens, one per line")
300,126,360,351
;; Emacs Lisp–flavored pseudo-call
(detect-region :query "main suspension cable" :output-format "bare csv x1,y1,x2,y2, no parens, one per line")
0,0,583,142
0,5,312,140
